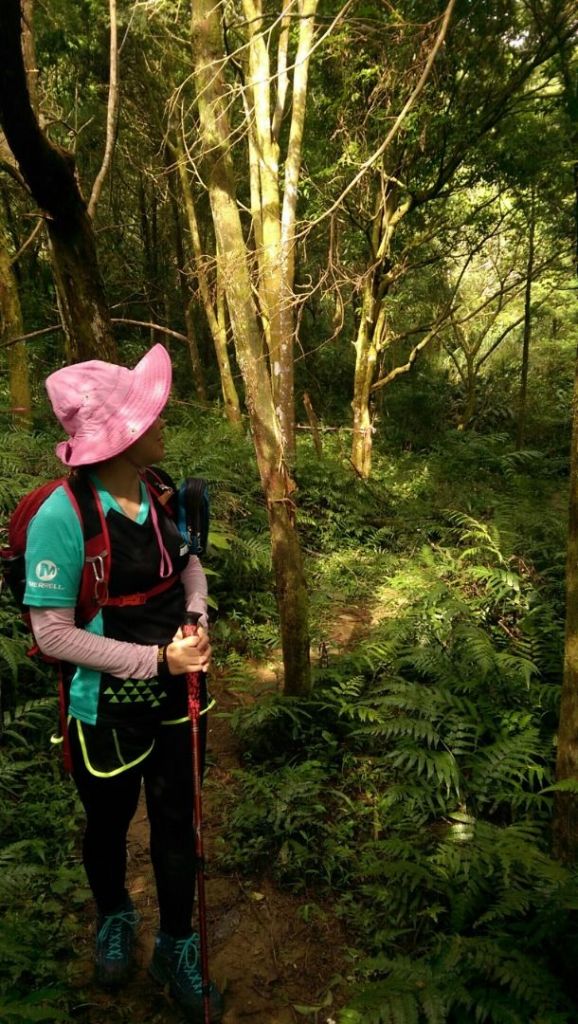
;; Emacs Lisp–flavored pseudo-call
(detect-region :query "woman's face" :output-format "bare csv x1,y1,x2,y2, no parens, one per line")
125,416,166,467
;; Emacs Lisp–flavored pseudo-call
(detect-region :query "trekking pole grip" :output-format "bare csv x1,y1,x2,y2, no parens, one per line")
183,610,201,637
183,611,203,708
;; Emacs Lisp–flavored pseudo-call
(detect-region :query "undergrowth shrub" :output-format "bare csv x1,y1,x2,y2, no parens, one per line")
219,498,574,1023
0,407,571,1023
0,704,85,1023
0,429,90,1020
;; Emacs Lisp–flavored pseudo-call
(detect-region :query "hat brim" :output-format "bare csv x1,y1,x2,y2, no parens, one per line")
55,344,172,467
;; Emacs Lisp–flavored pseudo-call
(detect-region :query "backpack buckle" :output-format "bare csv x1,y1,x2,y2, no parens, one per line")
87,553,109,604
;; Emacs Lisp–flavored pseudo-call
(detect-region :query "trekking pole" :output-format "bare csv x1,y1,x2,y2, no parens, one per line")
182,611,212,1024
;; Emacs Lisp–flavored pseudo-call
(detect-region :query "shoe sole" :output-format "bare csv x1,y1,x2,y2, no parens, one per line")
148,961,223,1023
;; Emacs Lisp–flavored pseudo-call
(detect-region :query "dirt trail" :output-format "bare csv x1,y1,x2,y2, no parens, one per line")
72,666,348,1024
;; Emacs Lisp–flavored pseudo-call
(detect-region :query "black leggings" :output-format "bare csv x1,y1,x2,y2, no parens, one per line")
69,716,205,938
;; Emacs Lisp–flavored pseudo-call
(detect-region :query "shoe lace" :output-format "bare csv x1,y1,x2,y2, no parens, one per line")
174,933,203,993
97,908,139,961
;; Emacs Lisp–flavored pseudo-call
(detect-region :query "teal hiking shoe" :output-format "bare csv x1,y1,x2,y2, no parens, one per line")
94,897,139,989
150,931,224,1022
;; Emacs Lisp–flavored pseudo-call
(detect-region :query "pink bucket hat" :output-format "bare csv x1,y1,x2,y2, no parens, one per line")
45,344,172,467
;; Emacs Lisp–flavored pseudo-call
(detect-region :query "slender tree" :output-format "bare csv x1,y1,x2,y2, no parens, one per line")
88,0,119,220
553,45,578,864
0,211,31,427
516,187,537,449
166,149,210,404
172,132,241,424
191,0,311,696
554,301,578,863
185,0,319,456
0,0,117,362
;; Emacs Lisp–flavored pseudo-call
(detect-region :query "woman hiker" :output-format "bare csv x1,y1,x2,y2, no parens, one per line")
23,344,223,1023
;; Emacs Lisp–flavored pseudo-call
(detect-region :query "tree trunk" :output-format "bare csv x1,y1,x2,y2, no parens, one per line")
173,135,242,424
184,300,209,404
214,266,243,427
168,167,209,403
303,391,322,457
48,221,116,362
192,0,311,696
239,0,317,459
351,301,377,479
554,340,578,861
516,188,536,450
457,353,477,430
278,0,317,458
0,0,117,363
553,59,578,863
88,0,119,219
350,185,406,477
21,0,38,114
0,226,31,428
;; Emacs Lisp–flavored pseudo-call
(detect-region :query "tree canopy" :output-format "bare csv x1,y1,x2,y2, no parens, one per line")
1,2,578,1020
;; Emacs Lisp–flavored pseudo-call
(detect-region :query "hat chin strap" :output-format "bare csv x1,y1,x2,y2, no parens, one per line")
147,482,174,579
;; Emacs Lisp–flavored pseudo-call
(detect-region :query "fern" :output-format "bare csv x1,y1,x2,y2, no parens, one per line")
0,860,44,904
338,955,454,1024
0,988,71,1022
339,934,576,1024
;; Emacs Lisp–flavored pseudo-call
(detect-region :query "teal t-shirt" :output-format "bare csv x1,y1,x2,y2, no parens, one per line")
24,477,151,724
23,477,150,607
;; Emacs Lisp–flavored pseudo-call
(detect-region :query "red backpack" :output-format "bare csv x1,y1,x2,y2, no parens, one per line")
0,467,181,769
1,468,179,629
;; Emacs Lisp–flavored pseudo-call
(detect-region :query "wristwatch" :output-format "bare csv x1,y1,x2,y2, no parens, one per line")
157,644,168,666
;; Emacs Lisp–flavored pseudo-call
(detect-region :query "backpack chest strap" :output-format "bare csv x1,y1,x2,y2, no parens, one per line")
104,572,178,607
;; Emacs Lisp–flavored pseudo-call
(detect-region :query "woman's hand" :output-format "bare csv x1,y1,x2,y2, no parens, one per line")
165,627,211,675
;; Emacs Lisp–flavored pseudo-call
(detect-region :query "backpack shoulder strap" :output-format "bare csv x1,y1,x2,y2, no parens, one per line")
143,465,177,514
64,474,111,626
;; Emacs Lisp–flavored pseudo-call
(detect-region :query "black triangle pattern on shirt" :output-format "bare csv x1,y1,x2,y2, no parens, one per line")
103,681,166,707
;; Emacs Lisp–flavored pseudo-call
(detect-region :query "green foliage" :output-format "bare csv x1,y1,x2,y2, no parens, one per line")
338,935,576,1024
0,409,572,1021
0,456,85,1024
0,710,83,1023
0,987,71,1022
0,0,575,1017
217,444,574,1022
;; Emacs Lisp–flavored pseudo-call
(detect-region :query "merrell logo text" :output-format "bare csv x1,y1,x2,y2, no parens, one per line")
35,560,58,581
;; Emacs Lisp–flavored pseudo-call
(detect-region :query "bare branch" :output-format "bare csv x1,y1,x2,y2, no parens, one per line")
474,312,526,369
110,318,189,344
0,316,191,350
370,327,436,391
308,0,457,228
9,216,43,265
88,0,120,218
0,154,28,191
0,323,61,349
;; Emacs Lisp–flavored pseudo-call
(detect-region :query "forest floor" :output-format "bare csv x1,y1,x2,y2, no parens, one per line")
68,608,371,1024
